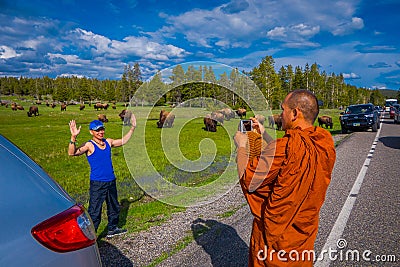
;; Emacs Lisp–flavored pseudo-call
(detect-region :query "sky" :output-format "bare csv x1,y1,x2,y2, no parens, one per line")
0,0,399,90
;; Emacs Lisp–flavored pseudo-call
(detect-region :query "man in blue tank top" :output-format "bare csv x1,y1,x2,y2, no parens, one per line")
68,114,136,238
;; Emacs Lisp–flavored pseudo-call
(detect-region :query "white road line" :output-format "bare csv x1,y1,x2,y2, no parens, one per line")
314,122,382,267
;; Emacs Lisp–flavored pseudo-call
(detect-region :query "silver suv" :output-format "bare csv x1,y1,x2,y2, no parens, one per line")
0,135,102,266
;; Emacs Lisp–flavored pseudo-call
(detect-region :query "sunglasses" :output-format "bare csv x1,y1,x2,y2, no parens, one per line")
93,127,105,132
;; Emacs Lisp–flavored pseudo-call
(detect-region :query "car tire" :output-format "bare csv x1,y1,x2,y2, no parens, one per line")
372,121,378,132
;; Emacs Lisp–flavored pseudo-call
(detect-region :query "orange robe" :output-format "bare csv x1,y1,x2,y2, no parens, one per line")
237,127,336,267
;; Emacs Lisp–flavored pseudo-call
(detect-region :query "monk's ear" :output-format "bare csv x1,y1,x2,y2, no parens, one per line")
292,108,298,121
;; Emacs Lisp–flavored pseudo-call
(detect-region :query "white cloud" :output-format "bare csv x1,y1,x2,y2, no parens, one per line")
0,45,20,59
342,72,361,79
267,24,320,43
66,28,189,61
332,17,364,36
156,0,362,50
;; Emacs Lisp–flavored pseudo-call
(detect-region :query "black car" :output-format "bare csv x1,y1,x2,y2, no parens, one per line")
340,103,380,134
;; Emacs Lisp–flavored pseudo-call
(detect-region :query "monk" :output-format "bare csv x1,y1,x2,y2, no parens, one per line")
234,89,336,266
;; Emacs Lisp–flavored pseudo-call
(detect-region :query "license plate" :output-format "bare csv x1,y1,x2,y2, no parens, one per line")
353,123,360,126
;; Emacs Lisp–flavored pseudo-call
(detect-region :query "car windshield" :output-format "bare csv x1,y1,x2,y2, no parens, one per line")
346,105,373,114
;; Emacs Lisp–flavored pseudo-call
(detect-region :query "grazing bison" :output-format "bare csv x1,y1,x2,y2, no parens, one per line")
61,104,67,111
254,114,266,126
79,104,85,111
268,114,282,130
16,105,24,110
27,106,39,117
118,109,133,126
219,108,235,120
51,103,56,108
204,116,217,132
157,110,175,128
318,115,333,129
94,103,103,110
94,103,109,110
236,108,246,119
211,111,225,125
97,114,109,123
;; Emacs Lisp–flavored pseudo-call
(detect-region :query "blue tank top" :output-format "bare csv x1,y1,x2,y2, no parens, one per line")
86,139,116,182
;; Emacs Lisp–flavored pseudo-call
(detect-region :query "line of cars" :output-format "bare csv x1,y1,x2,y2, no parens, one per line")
339,103,399,134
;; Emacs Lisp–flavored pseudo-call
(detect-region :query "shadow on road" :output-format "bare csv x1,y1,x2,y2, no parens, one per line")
191,218,248,267
379,136,400,149
98,240,133,267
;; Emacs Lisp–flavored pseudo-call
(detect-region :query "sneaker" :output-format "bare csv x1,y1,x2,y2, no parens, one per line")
106,227,127,238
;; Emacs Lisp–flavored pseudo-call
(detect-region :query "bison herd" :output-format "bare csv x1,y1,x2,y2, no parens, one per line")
2,100,333,131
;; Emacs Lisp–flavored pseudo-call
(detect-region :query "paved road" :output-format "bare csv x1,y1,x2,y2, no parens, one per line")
160,112,399,267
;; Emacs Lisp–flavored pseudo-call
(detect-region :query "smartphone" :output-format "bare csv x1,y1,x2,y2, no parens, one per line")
240,120,253,133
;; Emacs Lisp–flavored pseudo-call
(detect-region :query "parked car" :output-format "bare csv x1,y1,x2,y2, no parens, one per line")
340,103,380,134
389,106,396,119
0,134,102,266
394,106,400,124
374,105,382,119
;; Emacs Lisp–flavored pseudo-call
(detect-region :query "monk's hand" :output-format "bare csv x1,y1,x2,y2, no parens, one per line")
251,117,264,135
69,120,81,138
234,131,248,148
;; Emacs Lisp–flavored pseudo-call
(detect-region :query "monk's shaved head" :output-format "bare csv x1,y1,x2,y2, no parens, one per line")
286,89,319,123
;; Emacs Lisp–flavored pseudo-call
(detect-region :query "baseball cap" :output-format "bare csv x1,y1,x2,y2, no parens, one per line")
89,120,105,131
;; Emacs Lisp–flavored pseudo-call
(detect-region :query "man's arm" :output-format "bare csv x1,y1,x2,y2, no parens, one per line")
109,113,137,147
68,142,90,156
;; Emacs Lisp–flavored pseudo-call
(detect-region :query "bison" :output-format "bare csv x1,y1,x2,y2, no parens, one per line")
236,108,246,119
318,116,333,129
97,114,109,123
211,111,224,125
79,104,85,111
61,104,67,111
94,103,109,110
27,106,39,117
254,114,266,126
118,109,133,126
51,103,56,108
268,114,282,130
157,110,175,128
204,116,217,132
219,108,235,121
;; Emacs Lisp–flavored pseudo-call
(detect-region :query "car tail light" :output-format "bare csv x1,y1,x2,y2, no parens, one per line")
31,204,97,253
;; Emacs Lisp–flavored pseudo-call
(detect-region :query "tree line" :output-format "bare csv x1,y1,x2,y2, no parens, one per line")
0,56,392,109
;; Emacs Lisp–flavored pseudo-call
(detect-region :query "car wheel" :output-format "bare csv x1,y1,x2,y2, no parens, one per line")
372,121,378,132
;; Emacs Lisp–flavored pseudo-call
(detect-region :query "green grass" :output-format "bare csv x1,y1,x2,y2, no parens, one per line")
0,97,344,244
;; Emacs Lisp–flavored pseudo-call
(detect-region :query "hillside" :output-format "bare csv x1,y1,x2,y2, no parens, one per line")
379,89,399,99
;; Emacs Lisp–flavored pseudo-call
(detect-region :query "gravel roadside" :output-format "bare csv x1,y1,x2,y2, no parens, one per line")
99,133,349,267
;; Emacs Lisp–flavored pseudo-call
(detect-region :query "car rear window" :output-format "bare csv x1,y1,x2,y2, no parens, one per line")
346,105,373,114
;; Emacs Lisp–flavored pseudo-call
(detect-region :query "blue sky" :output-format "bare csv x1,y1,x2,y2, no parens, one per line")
0,0,399,89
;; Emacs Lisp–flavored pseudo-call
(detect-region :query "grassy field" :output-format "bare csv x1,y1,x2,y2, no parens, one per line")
0,96,343,237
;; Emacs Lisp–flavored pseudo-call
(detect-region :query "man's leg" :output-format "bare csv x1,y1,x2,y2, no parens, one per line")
105,180,120,231
88,180,107,232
